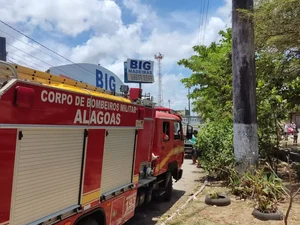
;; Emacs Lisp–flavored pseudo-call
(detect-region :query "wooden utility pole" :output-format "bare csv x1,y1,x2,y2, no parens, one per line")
232,0,258,172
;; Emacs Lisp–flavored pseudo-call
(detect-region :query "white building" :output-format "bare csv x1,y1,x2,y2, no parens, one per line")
182,116,203,129
173,110,203,131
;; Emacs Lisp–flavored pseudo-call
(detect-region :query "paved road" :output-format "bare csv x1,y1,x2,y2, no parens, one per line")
125,158,204,225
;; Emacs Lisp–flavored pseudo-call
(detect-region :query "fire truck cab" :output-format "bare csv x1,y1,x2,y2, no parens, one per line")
0,61,193,225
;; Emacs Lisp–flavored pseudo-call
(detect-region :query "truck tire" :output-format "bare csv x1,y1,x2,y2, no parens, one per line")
164,175,173,201
77,217,99,225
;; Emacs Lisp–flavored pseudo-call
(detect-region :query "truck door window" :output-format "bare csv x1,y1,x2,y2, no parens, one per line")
163,121,170,141
174,121,181,140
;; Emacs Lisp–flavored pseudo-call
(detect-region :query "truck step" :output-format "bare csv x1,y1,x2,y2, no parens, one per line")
152,188,166,198
156,179,164,185
159,191,166,196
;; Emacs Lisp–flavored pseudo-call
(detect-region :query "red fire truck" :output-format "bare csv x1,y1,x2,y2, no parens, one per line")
0,61,193,225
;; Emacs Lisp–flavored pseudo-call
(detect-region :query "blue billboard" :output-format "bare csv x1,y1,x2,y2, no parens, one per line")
124,59,154,83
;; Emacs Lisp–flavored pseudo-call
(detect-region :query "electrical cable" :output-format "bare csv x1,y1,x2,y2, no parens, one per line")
200,0,207,45
0,20,104,80
202,0,210,45
0,28,67,64
1,21,127,92
7,56,33,68
7,51,49,71
6,42,83,81
197,0,204,45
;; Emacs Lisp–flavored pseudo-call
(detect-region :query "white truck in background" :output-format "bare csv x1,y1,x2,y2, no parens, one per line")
182,123,200,157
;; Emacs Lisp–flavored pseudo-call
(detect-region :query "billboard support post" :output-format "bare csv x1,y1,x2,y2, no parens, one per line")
124,58,154,100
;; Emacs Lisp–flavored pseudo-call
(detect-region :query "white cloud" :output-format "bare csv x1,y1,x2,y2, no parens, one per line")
1,0,232,110
70,22,143,64
142,73,189,109
202,17,227,45
123,0,159,30
217,0,232,23
167,11,200,31
0,0,122,36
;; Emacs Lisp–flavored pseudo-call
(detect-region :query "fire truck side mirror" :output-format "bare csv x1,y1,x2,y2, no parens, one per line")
186,125,193,140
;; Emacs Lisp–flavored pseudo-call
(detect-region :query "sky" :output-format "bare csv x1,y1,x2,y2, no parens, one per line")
0,0,232,111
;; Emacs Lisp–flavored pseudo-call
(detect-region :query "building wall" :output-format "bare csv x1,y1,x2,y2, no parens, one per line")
173,109,203,129
182,116,203,129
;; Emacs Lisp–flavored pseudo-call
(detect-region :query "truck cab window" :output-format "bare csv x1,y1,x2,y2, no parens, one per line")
174,121,181,140
163,121,170,141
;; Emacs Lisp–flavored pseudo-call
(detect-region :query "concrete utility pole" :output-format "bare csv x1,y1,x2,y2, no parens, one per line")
232,0,258,172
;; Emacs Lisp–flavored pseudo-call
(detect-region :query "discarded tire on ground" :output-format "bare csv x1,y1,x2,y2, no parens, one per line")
252,208,283,221
204,193,231,206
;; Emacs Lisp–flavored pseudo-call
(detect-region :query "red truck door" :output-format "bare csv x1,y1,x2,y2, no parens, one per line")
159,120,183,174
161,120,173,173
172,120,184,166
154,119,172,174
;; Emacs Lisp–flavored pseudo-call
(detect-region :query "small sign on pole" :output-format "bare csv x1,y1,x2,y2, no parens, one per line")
124,59,154,83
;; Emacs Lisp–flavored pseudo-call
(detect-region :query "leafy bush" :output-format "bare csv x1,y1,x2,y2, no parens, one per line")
209,192,219,199
196,119,235,179
230,167,283,213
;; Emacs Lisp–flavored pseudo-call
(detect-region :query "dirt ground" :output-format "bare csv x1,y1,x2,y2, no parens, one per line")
168,182,300,225
126,157,300,225
125,158,204,225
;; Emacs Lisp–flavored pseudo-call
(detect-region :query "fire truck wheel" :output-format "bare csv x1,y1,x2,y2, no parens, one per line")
164,175,173,201
77,217,99,225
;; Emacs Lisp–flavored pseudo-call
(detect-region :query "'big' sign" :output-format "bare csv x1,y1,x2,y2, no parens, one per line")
125,59,154,83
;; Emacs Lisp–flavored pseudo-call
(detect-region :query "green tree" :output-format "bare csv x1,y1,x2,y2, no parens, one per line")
256,52,289,166
255,0,300,52
254,0,300,109
196,119,234,179
179,27,299,168
178,29,233,121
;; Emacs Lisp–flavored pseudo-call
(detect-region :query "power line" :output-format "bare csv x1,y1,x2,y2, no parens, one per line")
6,42,82,80
7,42,55,68
200,0,207,45
202,0,210,45
7,51,49,71
0,20,101,80
197,0,204,45
0,20,74,63
1,20,125,92
7,54,124,90
197,0,207,45
7,56,31,68
7,57,16,64
0,28,68,64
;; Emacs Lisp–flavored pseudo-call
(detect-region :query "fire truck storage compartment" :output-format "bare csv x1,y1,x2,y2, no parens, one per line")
101,129,136,194
10,128,85,225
